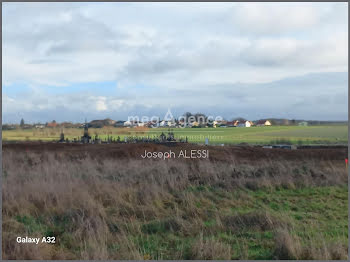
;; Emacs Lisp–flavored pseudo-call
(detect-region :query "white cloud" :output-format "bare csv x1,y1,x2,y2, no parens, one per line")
231,3,321,34
240,33,348,69
3,2,348,86
94,96,108,111
2,2,348,122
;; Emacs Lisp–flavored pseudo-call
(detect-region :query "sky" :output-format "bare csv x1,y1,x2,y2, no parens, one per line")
2,2,348,123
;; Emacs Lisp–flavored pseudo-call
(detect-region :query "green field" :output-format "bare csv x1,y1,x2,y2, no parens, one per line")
2,125,348,145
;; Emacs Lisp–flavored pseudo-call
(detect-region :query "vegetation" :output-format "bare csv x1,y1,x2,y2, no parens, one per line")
2,144,348,259
2,125,348,145
20,118,24,128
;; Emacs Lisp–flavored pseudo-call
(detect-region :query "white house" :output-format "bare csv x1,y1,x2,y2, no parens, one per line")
256,120,272,126
124,121,136,127
159,120,167,127
237,120,251,127
167,121,176,127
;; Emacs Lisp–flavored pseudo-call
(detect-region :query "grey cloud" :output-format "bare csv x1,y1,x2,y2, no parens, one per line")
5,14,120,56
3,2,347,86
3,72,347,124
2,3,348,123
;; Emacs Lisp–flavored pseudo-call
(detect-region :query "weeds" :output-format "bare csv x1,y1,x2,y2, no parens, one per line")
2,144,348,259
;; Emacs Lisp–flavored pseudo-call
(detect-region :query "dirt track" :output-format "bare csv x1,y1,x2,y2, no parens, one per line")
2,142,347,162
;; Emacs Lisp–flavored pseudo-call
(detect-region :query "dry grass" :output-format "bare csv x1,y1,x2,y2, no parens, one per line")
273,229,348,260
2,144,348,259
190,233,232,259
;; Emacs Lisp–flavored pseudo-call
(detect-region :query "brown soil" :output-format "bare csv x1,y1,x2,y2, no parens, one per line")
3,142,347,162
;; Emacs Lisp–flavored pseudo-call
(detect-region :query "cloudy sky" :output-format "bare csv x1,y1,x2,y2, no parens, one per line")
2,2,348,123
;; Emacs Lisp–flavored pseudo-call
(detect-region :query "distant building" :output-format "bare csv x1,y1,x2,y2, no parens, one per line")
256,120,272,126
2,124,17,130
167,121,176,127
114,120,125,127
298,121,308,126
124,121,133,127
150,120,160,128
46,122,58,128
191,121,199,127
144,121,154,128
213,120,228,127
226,121,235,127
237,120,251,127
21,124,33,129
227,120,241,127
159,120,167,127
60,122,75,128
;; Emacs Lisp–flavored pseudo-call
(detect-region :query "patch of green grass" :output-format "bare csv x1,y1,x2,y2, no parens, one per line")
248,186,348,244
15,215,47,234
141,218,180,234
48,214,72,234
203,219,216,227
217,231,275,259
132,233,193,260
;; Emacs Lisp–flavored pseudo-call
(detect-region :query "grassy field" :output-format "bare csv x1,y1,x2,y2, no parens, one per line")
2,125,348,145
2,143,348,259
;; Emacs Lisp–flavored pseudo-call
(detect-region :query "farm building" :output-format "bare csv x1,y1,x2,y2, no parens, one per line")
256,120,272,126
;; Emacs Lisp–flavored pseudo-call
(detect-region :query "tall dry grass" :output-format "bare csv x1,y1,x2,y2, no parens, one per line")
2,146,348,259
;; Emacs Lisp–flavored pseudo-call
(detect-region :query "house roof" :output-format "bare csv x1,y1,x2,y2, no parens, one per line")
47,122,57,127
256,120,270,125
238,120,250,124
